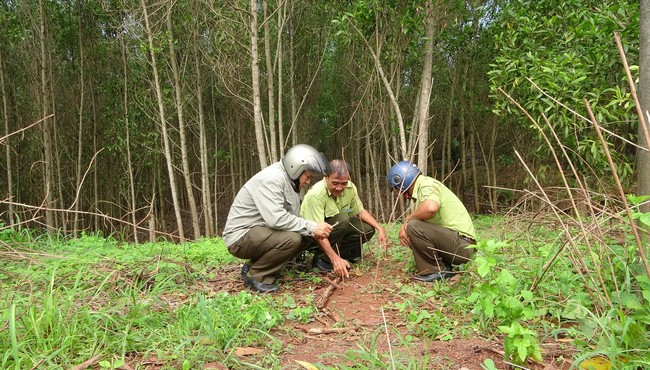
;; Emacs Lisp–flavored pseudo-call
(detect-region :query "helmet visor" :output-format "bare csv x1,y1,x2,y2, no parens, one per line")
305,152,330,177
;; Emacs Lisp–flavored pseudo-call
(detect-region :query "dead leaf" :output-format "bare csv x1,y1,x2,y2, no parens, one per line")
580,357,612,370
234,347,263,357
295,360,319,370
202,362,228,370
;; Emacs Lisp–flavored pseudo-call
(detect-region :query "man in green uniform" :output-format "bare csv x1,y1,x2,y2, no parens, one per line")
301,159,388,277
387,161,476,282
222,144,333,293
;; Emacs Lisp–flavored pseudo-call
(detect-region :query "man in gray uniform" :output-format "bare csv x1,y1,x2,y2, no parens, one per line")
222,144,333,293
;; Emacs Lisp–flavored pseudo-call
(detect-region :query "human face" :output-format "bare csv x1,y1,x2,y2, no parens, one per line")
325,172,349,197
299,171,317,189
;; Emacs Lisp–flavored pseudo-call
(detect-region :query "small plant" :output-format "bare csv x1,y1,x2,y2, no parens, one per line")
498,321,543,365
282,295,316,323
99,358,125,369
481,358,498,370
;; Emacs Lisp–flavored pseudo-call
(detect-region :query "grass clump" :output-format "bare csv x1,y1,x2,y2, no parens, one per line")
0,233,282,369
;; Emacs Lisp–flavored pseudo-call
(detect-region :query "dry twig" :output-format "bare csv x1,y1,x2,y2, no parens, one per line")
315,276,342,309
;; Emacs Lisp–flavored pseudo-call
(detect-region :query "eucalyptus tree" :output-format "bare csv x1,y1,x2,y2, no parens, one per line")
250,0,267,168
140,0,185,240
38,0,56,233
0,50,12,227
164,0,201,239
639,0,650,212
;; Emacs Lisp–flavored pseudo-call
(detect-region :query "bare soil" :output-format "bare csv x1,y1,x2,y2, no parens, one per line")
213,254,577,370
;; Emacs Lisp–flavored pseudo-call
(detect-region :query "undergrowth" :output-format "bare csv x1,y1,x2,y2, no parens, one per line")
1,209,649,369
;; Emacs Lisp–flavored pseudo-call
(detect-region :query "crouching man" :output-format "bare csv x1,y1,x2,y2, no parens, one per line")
387,161,476,282
222,144,333,293
301,159,388,277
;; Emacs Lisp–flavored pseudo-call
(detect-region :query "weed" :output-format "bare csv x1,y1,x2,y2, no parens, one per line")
282,295,316,323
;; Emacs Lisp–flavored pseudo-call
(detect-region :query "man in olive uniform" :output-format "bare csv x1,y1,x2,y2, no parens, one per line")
301,159,388,277
387,161,476,282
222,144,333,293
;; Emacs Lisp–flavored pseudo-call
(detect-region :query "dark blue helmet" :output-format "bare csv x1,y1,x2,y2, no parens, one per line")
387,161,420,192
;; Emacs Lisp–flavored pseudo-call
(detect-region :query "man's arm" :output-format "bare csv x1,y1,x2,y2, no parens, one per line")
399,199,439,246
357,209,388,252
405,199,439,222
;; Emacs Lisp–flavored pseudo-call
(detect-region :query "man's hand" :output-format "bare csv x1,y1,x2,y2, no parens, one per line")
313,221,333,240
331,255,350,278
377,227,389,254
398,223,410,246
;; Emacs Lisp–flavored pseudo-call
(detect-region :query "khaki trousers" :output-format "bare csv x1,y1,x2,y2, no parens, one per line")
228,226,310,284
406,219,475,275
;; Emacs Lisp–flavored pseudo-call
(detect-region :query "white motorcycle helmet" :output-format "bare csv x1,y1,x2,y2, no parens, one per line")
282,144,329,180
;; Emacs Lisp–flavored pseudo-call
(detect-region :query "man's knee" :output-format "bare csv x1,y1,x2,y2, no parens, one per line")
329,212,351,226
286,232,304,250
363,224,376,242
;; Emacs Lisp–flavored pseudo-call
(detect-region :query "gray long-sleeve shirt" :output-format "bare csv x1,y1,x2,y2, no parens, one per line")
222,162,317,247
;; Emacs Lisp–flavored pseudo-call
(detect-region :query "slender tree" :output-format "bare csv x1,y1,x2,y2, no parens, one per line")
192,3,215,236
415,1,435,172
72,4,85,237
250,0,268,168
165,0,201,239
0,50,13,225
263,0,278,162
141,0,185,240
39,0,56,233
639,0,650,212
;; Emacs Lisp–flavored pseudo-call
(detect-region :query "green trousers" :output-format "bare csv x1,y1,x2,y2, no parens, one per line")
406,219,475,275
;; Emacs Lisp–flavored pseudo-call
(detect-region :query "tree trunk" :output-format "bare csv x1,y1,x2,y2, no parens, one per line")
166,0,200,239
91,74,99,232
442,101,453,179
193,15,214,237
639,0,650,213
251,0,268,168
141,0,185,240
73,8,85,238
416,2,435,173
263,0,278,162
488,116,498,212
353,20,407,160
120,28,139,243
39,0,55,234
0,50,14,226
289,11,298,146
459,64,469,190
277,1,287,156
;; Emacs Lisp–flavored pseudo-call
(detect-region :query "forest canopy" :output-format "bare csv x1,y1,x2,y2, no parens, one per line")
0,0,642,240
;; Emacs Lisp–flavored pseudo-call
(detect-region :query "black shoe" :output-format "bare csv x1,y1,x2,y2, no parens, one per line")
413,271,456,282
312,257,333,273
243,274,279,293
241,262,251,278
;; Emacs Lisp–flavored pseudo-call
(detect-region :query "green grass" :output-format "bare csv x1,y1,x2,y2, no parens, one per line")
2,212,650,369
0,233,278,369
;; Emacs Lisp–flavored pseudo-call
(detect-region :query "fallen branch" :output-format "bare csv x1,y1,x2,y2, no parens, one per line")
321,276,341,289
69,354,100,370
307,327,356,335
316,276,342,309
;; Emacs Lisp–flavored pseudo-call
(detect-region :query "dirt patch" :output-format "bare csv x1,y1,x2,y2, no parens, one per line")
218,256,575,370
